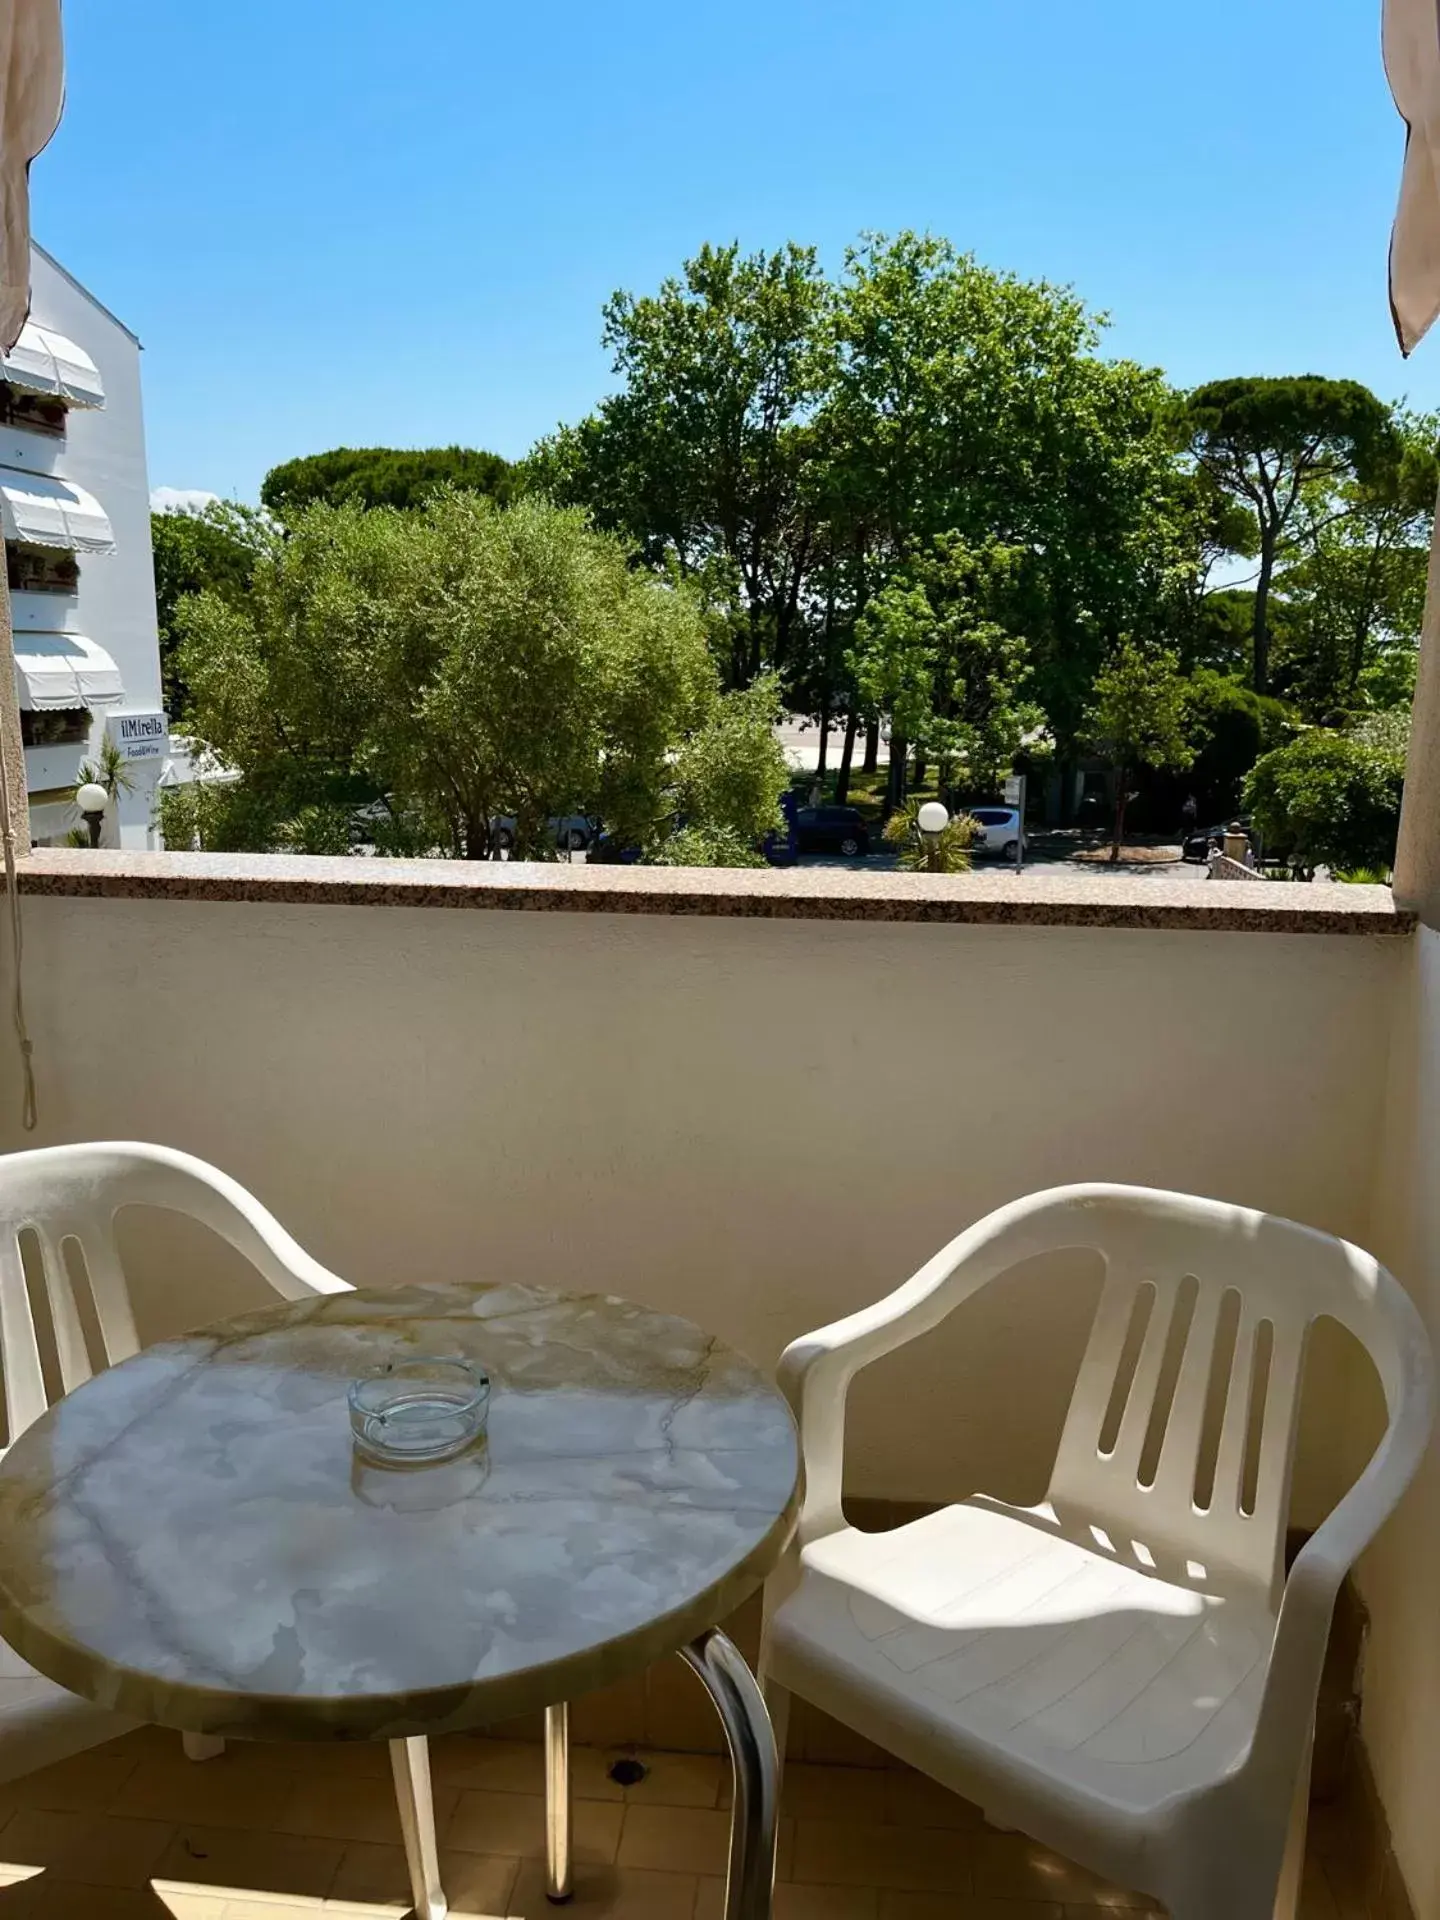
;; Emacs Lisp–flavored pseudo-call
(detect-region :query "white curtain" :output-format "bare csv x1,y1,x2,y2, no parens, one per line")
1388,0,1440,352
0,0,63,354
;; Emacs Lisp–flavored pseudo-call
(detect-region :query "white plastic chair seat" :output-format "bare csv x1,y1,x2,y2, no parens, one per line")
769,1499,1273,1835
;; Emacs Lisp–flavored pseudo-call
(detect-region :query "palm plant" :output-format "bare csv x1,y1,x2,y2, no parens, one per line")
882,798,980,873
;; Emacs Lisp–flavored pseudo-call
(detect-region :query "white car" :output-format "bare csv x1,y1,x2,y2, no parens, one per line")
964,805,1026,860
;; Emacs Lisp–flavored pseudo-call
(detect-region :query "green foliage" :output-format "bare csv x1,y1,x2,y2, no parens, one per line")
1272,410,1437,722
173,492,769,862
1085,640,1197,856
76,737,135,803
1186,375,1399,692
881,798,979,873
150,500,266,717
1242,731,1405,874
260,446,516,518
529,242,832,689
1184,669,1292,818
673,674,789,843
655,825,767,868
850,534,1041,799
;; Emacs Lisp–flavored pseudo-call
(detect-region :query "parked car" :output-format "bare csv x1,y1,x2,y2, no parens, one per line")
491,814,595,855
963,806,1026,860
794,806,870,857
1182,820,1257,864
1182,823,1225,864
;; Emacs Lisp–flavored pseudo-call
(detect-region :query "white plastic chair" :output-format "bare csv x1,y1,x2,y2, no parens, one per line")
0,1140,351,1783
760,1185,1434,1920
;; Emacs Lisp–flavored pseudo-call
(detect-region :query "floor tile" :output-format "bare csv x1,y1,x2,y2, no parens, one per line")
445,1792,623,1864
430,1740,546,1796
509,1860,697,1919
110,1758,293,1833
884,1896,1063,1920
790,1819,973,1895
707,1882,880,1920
970,1833,1148,1907
0,1807,173,1888
0,1749,142,1816
606,1752,723,1809
619,1805,732,1878
149,1891,231,1919
0,1882,174,1918
328,1840,518,1915
882,1770,985,1831
151,1824,344,1902
777,1766,887,1825
275,1772,457,1848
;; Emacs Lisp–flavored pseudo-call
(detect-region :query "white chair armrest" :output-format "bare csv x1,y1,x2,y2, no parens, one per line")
1251,1332,1433,1793
87,1144,354,1301
778,1189,1089,1543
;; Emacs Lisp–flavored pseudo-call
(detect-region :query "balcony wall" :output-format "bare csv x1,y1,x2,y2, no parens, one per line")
2,862,1406,1526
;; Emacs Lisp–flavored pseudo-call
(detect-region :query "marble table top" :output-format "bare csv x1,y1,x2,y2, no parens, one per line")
0,1283,801,1742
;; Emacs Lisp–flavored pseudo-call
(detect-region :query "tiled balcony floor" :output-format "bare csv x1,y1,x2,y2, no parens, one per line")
0,1725,1362,1920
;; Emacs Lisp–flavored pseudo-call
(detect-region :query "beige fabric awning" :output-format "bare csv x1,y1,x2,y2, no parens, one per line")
1387,0,1440,352
1,322,103,408
0,2,62,354
12,630,122,709
0,468,114,552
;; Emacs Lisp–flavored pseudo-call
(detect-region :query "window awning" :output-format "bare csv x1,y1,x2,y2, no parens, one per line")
0,323,104,407
13,631,124,710
0,468,114,552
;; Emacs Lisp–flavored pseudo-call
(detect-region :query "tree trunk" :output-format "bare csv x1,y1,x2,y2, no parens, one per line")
1110,770,1127,864
863,717,880,774
1252,528,1277,695
835,708,859,804
914,750,927,790
816,711,830,779
884,737,908,819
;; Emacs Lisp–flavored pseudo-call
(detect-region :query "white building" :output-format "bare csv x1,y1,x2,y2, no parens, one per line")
1,244,166,849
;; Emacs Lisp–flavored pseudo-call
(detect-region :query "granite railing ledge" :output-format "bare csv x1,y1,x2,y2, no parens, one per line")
13,848,1415,934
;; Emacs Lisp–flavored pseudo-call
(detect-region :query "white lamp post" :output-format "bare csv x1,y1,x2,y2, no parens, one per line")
917,800,949,840
76,781,107,850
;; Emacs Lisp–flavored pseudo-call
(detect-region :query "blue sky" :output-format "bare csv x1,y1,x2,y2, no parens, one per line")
31,0,1430,505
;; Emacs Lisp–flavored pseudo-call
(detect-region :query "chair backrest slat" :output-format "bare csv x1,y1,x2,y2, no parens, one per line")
69,1230,140,1368
0,1233,48,1447
1036,1192,1411,1600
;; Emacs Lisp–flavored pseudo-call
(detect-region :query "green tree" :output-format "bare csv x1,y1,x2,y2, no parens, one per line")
673,674,788,845
171,493,782,863
656,826,767,869
1085,641,1196,861
821,233,1185,784
1274,409,1436,721
150,500,267,718
849,534,1041,809
530,242,833,689
1184,669,1292,820
260,446,516,518
1186,376,1398,694
1242,731,1405,875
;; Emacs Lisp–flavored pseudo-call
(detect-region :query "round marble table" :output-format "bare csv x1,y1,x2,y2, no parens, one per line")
0,1281,801,1920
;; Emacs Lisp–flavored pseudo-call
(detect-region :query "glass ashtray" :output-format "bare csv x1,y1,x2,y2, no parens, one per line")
348,1356,490,1466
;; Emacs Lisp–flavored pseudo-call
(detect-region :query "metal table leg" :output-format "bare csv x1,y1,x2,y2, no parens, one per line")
390,1735,447,1920
681,1629,780,1920
540,1633,777,1920
545,1702,573,1901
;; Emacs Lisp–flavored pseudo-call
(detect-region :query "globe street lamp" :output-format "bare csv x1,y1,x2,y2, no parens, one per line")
76,781,107,850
